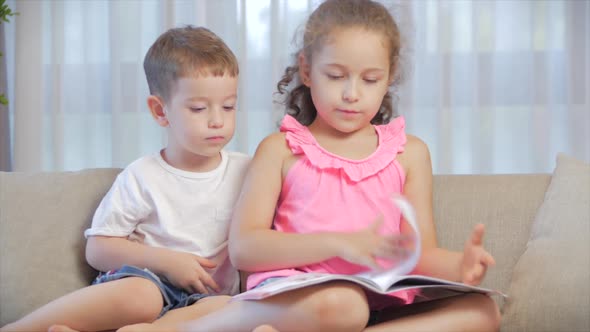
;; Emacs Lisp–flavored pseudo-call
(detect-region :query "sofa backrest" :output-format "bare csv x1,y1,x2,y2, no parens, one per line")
0,169,122,325
0,170,550,325
433,174,550,307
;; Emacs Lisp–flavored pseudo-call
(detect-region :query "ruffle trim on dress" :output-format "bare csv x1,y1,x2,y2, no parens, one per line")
280,114,406,182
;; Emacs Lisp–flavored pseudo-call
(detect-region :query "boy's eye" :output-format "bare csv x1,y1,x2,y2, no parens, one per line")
223,105,235,111
364,78,378,84
190,107,206,112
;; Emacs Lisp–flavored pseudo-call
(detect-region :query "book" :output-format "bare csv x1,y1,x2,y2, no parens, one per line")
232,269,506,302
233,195,507,302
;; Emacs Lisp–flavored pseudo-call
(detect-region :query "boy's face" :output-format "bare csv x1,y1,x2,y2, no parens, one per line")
163,74,238,162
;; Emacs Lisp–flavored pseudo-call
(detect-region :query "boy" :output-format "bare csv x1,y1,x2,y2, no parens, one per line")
1,26,249,332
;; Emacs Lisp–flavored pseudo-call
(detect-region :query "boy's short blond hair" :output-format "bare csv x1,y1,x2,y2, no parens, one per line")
144,26,239,102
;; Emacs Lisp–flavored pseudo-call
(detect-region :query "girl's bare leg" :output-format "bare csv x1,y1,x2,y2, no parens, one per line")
118,296,232,332
251,325,280,332
365,293,501,332
0,277,163,332
177,281,371,332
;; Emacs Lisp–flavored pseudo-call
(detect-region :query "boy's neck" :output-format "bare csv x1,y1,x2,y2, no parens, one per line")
160,148,223,173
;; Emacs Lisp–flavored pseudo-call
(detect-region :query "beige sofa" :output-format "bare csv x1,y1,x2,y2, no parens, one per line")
1,154,588,331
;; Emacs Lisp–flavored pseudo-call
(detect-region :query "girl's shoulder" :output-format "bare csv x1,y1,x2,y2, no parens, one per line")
251,132,297,180
255,114,310,159
404,134,429,152
397,134,432,172
252,132,293,165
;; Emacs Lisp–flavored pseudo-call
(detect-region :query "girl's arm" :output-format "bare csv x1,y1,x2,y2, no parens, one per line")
229,133,339,271
399,135,494,284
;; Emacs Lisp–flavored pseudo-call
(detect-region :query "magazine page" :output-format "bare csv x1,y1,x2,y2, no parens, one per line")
355,194,421,290
232,273,386,301
384,274,506,296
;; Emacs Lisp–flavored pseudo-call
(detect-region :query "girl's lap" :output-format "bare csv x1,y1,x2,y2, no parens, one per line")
372,293,498,325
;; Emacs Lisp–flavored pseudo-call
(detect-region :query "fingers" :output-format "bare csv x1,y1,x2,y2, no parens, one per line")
372,244,410,261
483,251,496,267
194,256,217,269
185,256,221,293
198,270,221,293
464,262,488,285
464,250,495,285
187,270,221,294
391,234,416,249
361,255,383,271
189,279,209,294
369,215,385,232
374,234,415,260
470,223,485,246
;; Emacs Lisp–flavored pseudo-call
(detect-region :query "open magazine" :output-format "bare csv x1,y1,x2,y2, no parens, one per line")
233,195,506,302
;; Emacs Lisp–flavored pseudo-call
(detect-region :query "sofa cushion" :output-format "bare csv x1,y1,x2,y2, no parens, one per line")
501,154,590,332
0,169,121,325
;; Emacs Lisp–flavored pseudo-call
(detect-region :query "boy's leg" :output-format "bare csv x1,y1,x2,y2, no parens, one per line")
176,281,371,332
0,277,163,332
364,293,501,332
118,295,231,332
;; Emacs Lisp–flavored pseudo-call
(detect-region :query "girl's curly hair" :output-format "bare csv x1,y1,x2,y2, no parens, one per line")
276,0,403,126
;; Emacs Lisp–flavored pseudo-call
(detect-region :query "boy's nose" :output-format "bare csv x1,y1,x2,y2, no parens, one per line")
208,110,224,128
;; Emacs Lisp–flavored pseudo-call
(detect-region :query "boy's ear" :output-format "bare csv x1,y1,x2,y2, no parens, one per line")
298,52,311,87
147,95,169,127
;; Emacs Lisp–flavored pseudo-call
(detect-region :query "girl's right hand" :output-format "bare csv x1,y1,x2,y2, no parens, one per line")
335,217,413,270
159,249,220,294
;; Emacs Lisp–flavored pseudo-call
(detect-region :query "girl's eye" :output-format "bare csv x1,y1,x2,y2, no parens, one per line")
364,78,378,84
190,107,206,112
327,74,343,80
223,105,235,111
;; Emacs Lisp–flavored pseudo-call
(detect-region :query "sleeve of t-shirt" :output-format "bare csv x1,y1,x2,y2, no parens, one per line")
84,167,152,238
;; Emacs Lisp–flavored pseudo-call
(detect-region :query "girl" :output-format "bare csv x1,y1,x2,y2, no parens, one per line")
152,0,501,331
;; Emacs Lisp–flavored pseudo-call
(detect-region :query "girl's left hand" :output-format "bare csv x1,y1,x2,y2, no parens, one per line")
461,223,496,285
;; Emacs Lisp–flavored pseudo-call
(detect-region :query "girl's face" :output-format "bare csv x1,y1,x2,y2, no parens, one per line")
300,27,392,134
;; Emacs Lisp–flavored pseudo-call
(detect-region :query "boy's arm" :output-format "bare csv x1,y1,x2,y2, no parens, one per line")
86,236,220,293
86,235,171,273
85,166,220,293
400,135,494,284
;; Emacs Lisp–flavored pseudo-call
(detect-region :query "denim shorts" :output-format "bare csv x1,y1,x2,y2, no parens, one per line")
254,276,381,326
93,265,208,318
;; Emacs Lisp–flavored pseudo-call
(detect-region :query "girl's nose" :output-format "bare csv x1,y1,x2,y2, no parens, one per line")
343,80,359,103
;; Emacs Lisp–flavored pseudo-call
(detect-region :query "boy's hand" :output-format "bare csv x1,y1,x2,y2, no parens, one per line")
461,223,495,285
337,216,413,270
161,250,221,294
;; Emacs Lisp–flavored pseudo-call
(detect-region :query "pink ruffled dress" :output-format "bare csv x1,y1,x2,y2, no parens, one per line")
247,114,414,308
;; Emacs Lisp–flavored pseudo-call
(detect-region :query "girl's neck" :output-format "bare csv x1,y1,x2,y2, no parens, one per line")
308,120,379,161
308,116,375,139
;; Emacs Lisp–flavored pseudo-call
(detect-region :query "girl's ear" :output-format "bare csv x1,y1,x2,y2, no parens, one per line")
298,52,311,87
147,95,169,127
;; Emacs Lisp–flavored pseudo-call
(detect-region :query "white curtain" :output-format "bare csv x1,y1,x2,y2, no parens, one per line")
3,0,589,174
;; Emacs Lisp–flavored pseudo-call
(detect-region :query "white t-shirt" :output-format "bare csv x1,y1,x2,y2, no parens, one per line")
85,150,250,295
